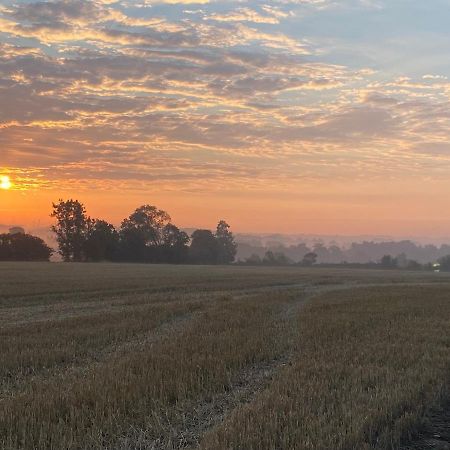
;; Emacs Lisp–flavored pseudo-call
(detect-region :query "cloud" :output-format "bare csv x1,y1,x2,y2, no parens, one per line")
423,74,448,80
144,0,211,3
207,8,281,24
2,0,450,196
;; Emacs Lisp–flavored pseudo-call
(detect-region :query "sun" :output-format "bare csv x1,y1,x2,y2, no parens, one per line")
0,175,12,190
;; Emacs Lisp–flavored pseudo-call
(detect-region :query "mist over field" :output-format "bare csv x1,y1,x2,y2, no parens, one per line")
4,222,450,265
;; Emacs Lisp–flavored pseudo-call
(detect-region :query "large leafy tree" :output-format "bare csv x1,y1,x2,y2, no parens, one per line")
51,199,90,262
119,205,171,262
0,232,52,261
161,224,189,263
84,220,119,262
189,229,219,264
215,220,237,264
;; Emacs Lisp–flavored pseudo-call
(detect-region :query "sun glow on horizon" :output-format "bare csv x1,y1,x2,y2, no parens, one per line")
0,175,12,190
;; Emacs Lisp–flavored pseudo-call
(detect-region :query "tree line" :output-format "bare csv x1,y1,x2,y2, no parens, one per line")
3,199,450,270
238,239,450,265
50,199,237,264
239,250,441,271
241,250,319,266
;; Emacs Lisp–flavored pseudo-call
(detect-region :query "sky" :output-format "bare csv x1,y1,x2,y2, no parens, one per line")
1,0,450,237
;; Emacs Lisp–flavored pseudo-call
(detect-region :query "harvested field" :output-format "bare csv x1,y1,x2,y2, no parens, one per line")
1,262,450,449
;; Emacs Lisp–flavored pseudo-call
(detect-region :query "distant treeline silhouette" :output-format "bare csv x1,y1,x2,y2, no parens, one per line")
50,199,237,264
237,239,450,267
238,250,440,270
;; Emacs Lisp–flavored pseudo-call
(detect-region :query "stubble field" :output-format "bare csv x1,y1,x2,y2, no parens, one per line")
1,263,450,449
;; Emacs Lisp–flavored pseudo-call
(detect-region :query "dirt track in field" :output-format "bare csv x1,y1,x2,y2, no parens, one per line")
401,402,450,450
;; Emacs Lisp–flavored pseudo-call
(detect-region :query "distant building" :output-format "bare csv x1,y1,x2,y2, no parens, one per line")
9,227,25,235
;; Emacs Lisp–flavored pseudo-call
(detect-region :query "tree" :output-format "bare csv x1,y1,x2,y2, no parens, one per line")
119,205,171,262
84,220,119,262
438,255,450,271
274,252,292,265
263,250,276,265
51,199,90,262
380,254,397,269
215,220,237,264
406,259,422,270
189,230,219,264
263,250,291,266
121,205,171,247
0,232,52,261
245,253,262,265
161,224,189,263
302,252,318,266
395,253,408,269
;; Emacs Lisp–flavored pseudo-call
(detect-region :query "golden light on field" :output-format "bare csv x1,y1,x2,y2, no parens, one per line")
0,175,12,190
